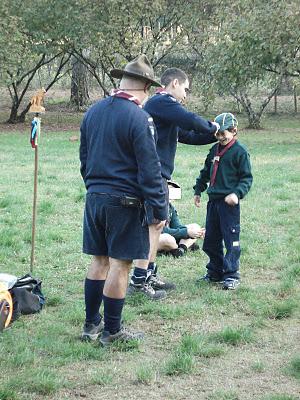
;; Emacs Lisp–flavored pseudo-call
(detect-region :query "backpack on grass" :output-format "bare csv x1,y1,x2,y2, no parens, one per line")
10,274,45,321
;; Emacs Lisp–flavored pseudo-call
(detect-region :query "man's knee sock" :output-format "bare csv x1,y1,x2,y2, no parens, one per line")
84,278,105,324
131,267,148,286
103,295,125,334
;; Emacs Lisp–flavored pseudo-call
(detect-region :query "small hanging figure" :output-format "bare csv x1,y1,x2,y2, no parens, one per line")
29,88,46,113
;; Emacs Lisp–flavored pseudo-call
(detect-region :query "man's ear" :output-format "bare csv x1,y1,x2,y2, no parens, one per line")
172,78,179,88
232,127,238,136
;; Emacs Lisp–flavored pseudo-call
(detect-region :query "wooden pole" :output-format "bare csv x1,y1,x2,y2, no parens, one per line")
30,116,40,273
28,89,46,273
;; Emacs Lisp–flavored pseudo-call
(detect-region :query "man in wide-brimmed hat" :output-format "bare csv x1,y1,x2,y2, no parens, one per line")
79,54,167,346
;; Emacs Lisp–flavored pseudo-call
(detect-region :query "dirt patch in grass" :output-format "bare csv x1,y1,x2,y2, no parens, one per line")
28,311,300,400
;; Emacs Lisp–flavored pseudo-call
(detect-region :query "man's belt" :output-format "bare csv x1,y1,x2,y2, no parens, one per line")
92,193,143,208
120,196,143,208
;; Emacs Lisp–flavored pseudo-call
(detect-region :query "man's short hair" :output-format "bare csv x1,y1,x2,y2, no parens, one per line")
161,68,188,87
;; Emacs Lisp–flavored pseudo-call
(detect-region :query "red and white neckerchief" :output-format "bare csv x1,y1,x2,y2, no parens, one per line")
210,138,236,186
110,89,142,108
155,87,168,95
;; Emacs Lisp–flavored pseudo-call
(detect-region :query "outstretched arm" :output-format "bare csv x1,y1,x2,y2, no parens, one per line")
178,129,217,146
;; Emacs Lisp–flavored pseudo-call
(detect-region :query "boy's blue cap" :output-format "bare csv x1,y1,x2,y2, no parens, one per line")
214,113,238,132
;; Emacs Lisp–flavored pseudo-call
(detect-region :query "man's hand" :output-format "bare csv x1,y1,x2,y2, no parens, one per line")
187,224,205,239
212,121,220,134
194,195,201,208
224,193,239,206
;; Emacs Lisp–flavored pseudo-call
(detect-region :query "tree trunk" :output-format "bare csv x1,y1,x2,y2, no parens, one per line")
233,92,262,129
70,57,89,109
6,98,24,124
231,81,282,130
274,92,277,114
247,112,262,129
7,105,29,123
6,53,71,124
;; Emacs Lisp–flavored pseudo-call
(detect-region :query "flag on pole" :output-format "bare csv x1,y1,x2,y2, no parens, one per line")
30,118,38,148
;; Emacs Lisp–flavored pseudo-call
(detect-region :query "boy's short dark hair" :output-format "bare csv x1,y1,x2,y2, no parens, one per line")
161,68,188,87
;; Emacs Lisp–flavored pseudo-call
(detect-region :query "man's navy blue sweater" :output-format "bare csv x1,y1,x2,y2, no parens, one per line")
144,93,217,180
80,96,167,221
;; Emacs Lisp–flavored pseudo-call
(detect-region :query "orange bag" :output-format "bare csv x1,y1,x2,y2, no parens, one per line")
0,283,13,331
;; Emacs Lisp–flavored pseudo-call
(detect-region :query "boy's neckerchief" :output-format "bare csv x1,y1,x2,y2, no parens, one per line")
110,89,142,108
210,138,236,186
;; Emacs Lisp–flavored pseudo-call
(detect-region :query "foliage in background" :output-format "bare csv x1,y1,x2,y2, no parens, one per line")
0,0,299,124
187,0,300,128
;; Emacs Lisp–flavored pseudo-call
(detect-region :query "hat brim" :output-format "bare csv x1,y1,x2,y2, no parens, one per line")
110,69,162,87
219,125,236,132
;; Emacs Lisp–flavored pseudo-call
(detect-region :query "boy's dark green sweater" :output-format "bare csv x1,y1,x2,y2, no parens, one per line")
193,140,252,200
163,203,189,240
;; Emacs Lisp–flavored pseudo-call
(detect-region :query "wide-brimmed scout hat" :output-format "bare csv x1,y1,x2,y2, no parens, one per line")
214,113,238,132
110,54,161,87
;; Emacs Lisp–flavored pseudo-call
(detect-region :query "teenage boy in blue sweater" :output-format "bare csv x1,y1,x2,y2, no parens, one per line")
129,68,219,298
193,113,253,290
79,55,167,345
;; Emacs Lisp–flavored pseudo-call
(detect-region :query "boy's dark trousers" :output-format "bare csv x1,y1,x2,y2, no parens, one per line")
202,199,241,280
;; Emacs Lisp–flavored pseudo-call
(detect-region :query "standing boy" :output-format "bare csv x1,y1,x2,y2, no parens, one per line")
193,113,253,290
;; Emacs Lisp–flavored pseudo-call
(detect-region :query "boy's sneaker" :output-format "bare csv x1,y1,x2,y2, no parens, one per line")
150,274,176,291
222,278,240,290
190,243,200,252
99,326,144,347
126,282,167,300
81,319,104,341
197,274,223,284
170,247,185,258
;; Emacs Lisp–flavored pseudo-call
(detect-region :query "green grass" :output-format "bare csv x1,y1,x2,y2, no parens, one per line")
250,361,266,373
135,363,155,384
0,389,19,400
262,396,299,400
179,333,225,358
284,355,300,380
208,391,239,400
212,326,254,346
164,351,194,375
265,299,298,320
0,113,300,398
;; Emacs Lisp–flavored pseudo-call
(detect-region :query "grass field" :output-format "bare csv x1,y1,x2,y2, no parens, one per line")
0,113,300,400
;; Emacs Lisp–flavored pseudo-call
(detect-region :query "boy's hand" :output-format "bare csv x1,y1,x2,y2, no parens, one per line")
224,193,239,206
187,224,204,239
199,228,206,239
194,195,201,208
